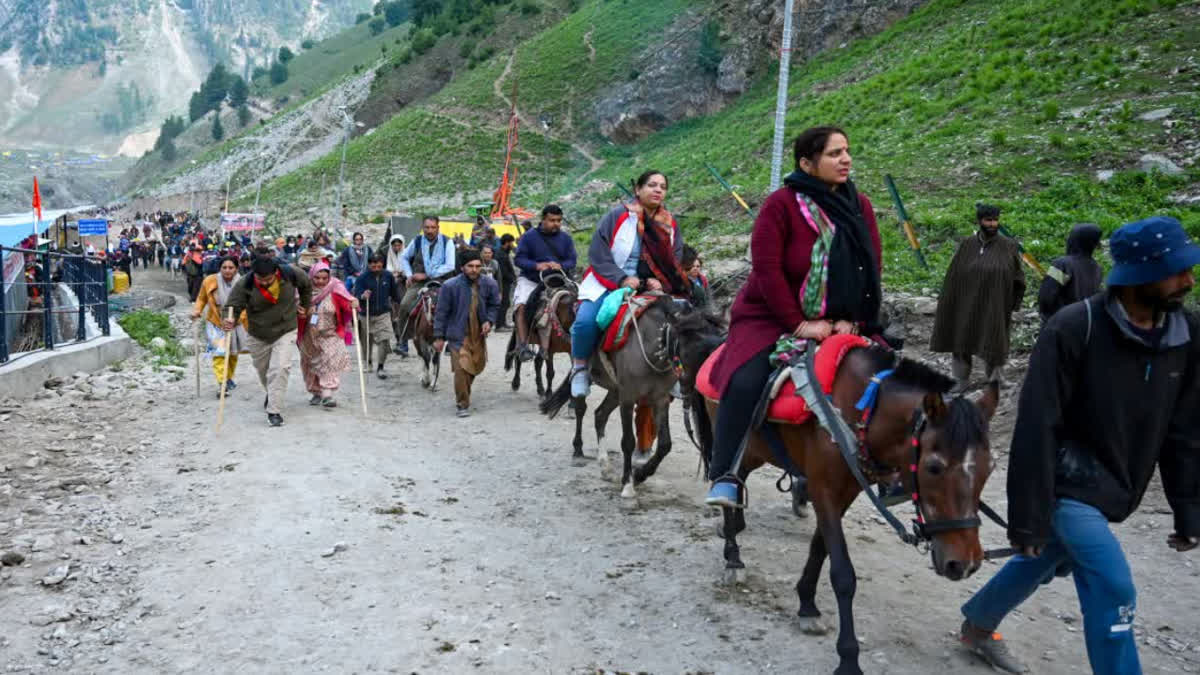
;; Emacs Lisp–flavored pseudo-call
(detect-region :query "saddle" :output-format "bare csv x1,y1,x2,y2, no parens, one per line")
408,283,441,322
600,294,659,353
695,334,872,425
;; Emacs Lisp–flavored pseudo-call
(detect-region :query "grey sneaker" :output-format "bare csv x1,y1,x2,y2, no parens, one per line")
960,621,1027,673
570,366,590,398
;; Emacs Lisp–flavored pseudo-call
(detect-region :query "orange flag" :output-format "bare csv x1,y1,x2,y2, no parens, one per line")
32,176,42,222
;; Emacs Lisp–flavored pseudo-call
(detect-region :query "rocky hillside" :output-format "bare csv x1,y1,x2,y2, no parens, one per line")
129,0,1198,301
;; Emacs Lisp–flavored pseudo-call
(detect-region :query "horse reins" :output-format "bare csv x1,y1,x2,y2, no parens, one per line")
806,348,1015,560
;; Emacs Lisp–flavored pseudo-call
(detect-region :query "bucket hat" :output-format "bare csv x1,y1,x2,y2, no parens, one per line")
1107,216,1200,286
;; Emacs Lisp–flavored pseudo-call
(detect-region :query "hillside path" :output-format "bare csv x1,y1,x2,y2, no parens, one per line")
494,50,606,181
2,268,1199,673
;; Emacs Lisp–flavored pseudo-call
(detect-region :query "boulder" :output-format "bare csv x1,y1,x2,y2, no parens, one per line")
1138,153,1184,176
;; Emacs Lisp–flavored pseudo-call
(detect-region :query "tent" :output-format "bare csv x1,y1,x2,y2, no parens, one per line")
0,206,95,249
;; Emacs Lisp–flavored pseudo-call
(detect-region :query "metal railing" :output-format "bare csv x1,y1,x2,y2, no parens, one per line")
0,245,111,365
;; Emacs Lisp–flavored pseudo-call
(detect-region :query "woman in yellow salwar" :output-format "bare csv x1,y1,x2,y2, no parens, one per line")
191,257,249,397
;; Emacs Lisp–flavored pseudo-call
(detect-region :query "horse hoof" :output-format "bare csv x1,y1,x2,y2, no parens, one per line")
571,454,589,467
620,483,637,499
721,567,745,586
797,616,830,636
511,383,520,392
631,449,652,467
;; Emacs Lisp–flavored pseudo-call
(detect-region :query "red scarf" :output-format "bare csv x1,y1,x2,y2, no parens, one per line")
632,204,689,296
253,270,281,305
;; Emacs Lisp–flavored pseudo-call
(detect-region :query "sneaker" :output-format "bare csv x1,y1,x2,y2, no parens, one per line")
321,397,337,408
960,621,1027,674
570,366,591,398
456,406,470,418
705,480,742,509
377,366,388,380
225,380,237,391
267,413,283,427
309,394,322,406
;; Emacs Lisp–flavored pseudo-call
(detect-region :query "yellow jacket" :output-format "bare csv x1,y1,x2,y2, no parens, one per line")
194,274,249,328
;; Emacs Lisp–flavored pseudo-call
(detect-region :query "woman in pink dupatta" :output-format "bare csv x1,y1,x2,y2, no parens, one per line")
298,261,358,407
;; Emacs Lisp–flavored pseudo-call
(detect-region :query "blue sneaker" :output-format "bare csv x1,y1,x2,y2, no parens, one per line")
705,481,742,508
570,366,591,398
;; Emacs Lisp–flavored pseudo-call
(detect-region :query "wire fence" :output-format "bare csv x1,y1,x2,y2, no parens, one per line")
0,245,111,365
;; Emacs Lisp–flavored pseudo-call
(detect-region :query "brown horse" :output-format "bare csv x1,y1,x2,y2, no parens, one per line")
689,344,999,675
404,281,444,391
505,271,577,398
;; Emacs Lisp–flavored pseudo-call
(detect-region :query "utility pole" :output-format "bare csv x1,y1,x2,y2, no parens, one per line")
768,0,797,192
334,108,351,234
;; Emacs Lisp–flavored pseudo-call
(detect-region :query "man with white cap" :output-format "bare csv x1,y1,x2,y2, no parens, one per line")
959,216,1200,675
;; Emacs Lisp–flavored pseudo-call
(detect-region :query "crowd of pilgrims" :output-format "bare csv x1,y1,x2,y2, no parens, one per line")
85,122,1198,675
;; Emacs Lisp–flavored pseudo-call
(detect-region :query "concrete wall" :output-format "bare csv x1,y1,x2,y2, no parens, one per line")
0,322,132,399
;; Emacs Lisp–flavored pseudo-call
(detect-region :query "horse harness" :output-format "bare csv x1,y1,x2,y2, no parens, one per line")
757,344,1015,560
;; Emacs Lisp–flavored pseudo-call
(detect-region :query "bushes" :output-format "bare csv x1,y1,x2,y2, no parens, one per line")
369,17,386,36
117,310,186,368
411,28,437,55
270,61,289,85
697,19,723,75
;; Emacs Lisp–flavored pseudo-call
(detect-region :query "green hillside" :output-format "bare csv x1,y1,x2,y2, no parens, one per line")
226,0,1198,292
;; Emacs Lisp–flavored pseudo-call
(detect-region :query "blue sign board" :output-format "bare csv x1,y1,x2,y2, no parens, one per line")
77,219,107,236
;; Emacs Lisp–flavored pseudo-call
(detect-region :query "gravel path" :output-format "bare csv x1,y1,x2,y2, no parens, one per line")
2,268,1198,673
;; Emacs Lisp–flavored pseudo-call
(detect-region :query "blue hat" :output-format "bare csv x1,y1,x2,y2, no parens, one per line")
1107,216,1200,287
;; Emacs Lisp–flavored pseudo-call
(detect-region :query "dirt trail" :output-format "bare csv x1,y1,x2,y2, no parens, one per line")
2,268,1199,673
494,50,606,181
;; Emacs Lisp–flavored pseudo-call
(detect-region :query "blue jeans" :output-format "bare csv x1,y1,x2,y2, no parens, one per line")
570,294,605,360
962,498,1139,675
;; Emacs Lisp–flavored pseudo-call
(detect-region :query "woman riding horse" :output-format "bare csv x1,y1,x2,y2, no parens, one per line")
569,170,694,398
705,126,883,507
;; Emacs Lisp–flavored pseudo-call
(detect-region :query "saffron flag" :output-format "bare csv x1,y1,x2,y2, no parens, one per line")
32,176,42,222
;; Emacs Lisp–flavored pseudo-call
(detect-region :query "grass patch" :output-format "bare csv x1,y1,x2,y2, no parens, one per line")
116,309,187,369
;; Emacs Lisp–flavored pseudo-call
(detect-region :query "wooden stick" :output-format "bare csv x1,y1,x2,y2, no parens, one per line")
216,307,234,431
194,319,201,399
351,304,368,416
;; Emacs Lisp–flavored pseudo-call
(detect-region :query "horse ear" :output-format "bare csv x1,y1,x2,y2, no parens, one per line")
976,381,1000,425
922,392,948,424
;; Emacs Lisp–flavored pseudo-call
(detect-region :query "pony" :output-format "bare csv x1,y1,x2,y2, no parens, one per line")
403,281,444,390
505,271,578,399
689,343,1000,675
542,297,725,498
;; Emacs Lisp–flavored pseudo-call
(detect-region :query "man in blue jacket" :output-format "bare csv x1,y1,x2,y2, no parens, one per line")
353,254,401,379
513,204,577,362
434,249,500,418
959,216,1200,675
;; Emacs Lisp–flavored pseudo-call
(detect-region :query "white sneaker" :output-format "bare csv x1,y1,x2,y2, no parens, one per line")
570,367,591,398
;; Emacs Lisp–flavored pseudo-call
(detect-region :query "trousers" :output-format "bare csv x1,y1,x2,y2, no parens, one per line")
962,498,1140,675
211,354,238,384
707,344,775,480
244,330,297,415
570,295,605,360
359,313,394,367
451,349,475,409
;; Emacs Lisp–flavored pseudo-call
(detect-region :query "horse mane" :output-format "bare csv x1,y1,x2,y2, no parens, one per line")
940,397,988,458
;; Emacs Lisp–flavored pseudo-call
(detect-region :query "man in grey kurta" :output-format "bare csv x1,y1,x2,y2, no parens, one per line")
930,203,1026,390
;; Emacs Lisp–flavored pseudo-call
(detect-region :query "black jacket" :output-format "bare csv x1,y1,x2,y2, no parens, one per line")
1038,224,1104,322
1008,291,1200,548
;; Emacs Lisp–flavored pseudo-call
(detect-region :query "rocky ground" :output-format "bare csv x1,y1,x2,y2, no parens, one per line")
2,268,1199,674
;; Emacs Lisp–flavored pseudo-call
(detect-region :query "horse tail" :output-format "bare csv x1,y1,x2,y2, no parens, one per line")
504,331,516,371
540,374,573,419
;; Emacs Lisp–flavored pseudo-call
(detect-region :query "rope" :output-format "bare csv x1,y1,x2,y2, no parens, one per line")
629,296,673,374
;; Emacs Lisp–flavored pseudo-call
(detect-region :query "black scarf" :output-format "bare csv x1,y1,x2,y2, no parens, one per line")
783,170,881,327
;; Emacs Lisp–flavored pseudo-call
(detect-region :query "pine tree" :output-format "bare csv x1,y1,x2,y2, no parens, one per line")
229,76,249,108
162,139,178,161
211,109,224,141
237,103,251,128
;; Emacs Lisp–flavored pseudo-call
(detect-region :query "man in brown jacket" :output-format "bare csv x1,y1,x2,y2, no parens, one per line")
224,256,313,426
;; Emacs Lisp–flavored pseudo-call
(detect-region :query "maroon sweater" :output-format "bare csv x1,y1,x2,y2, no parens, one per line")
709,187,881,396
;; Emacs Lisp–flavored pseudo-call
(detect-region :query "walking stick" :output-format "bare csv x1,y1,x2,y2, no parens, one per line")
351,304,369,417
194,319,201,398
216,308,233,431
365,296,372,369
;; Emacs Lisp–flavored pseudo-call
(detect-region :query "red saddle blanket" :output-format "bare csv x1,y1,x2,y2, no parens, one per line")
600,295,658,353
695,334,873,425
